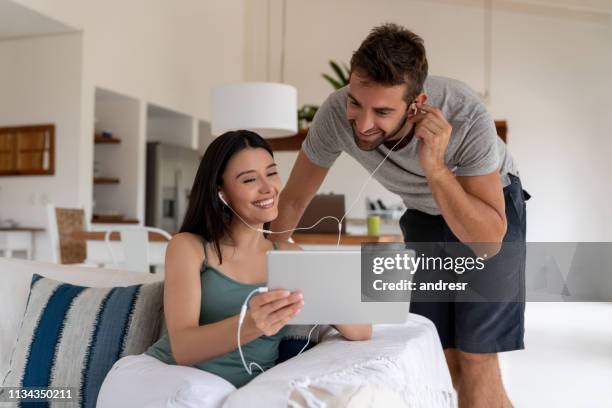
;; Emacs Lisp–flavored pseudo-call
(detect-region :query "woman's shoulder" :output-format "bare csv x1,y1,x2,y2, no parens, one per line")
167,232,205,257
163,232,206,280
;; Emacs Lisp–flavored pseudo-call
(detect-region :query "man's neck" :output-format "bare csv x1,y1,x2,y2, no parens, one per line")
383,124,415,151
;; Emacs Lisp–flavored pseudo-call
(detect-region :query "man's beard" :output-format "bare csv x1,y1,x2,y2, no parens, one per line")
350,114,410,151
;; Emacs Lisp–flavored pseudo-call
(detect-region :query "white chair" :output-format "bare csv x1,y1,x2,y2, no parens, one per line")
104,227,172,273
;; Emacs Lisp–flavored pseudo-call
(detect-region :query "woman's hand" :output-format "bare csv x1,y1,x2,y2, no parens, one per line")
247,289,304,336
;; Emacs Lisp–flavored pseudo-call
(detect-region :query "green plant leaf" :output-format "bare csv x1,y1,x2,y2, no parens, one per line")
330,60,348,84
322,73,343,90
342,62,351,78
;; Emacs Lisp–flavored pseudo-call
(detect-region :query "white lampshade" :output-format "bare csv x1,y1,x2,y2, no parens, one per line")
211,82,297,138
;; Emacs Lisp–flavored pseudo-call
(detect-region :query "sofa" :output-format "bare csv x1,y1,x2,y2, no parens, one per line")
1,258,456,407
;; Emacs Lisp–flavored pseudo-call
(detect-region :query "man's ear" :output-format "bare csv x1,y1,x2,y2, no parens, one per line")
408,93,428,115
415,92,428,105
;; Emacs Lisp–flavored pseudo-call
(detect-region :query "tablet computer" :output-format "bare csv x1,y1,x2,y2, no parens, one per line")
267,250,410,324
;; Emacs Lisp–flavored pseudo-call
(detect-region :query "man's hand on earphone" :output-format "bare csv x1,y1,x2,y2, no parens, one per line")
408,103,452,179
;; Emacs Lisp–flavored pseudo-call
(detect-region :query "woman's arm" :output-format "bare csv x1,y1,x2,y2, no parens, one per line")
276,241,373,342
333,324,373,341
164,233,302,366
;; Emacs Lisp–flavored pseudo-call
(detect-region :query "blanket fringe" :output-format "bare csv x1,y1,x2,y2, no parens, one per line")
288,355,456,408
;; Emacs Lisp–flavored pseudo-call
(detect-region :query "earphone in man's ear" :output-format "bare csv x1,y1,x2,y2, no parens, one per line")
408,102,418,117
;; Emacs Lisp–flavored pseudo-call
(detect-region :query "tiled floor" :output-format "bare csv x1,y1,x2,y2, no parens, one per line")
500,302,612,407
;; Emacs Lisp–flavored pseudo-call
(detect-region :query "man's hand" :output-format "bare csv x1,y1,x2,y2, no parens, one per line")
410,103,452,178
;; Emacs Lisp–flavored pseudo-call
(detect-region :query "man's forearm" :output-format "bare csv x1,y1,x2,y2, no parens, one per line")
427,168,506,243
269,194,307,241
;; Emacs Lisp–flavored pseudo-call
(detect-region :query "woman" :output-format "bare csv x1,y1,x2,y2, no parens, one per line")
97,130,372,407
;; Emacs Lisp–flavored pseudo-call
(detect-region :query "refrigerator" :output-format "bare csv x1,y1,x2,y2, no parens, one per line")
145,142,201,233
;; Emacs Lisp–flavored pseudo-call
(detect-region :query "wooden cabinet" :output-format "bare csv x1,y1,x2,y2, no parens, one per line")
0,124,55,175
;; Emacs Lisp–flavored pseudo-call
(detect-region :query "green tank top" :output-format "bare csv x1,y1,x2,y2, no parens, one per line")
145,238,286,388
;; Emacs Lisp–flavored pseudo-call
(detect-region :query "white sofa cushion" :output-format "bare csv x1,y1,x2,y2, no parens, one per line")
0,258,162,383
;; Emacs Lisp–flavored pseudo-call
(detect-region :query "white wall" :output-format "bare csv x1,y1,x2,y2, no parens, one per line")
0,32,83,261
1,0,247,259
18,0,246,220
146,108,194,149
489,5,612,242
246,0,612,241
13,0,246,120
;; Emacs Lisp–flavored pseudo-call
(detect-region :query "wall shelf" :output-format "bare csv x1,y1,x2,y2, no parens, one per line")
93,177,119,184
265,121,508,151
94,135,121,144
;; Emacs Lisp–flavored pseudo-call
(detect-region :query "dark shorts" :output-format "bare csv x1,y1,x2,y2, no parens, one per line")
400,174,530,353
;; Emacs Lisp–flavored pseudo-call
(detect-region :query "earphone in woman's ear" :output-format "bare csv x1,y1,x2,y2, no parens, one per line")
218,191,226,205
217,190,271,233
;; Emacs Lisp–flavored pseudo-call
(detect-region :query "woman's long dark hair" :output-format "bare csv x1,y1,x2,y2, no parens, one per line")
180,130,274,264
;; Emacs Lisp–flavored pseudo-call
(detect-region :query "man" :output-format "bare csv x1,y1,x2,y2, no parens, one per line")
270,23,529,407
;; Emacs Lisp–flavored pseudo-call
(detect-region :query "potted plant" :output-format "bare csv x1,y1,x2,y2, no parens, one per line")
296,60,351,130
322,60,350,90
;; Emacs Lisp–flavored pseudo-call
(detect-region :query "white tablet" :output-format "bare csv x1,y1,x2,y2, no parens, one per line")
267,250,409,324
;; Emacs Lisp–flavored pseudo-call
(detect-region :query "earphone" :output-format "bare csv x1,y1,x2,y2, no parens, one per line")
218,190,273,233
409,102,418,117
237,287,269,375
237,286,318,375
221,126,413,375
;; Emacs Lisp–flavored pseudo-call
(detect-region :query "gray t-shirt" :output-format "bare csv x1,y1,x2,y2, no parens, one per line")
302,75,519,216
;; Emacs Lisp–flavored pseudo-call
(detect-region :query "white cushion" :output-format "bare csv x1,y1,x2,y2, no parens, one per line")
0,258,162,381
223,315,456,408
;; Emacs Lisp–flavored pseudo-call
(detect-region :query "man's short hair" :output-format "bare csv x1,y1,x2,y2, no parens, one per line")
350,23,428,103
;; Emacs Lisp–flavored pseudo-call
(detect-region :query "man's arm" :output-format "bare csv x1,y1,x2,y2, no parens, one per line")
411,103,507,248
270,149,330,241
428,169,507,244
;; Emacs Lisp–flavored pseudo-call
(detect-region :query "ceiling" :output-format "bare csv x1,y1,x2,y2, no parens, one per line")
0,0,75,41
0,0,609,43
530,0,612,12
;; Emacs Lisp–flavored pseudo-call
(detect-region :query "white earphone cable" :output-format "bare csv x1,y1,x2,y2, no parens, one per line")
226,124,411,375
220,127,410,246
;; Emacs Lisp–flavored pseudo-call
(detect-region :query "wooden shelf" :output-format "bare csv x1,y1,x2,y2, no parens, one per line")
265,120,508,151
94,135,121,144
265,128,308,151
93,177,120,184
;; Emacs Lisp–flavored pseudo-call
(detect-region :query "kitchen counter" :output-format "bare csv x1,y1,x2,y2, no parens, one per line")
72,230,403,245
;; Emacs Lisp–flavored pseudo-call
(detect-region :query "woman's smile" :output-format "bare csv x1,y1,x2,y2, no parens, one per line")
251,197,275,209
